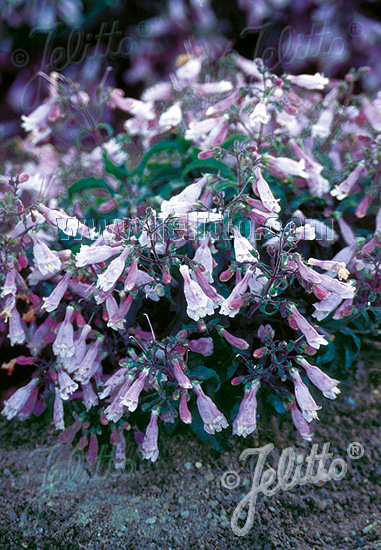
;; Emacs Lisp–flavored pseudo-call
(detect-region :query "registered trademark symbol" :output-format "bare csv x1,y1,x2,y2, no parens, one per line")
347,442,364,460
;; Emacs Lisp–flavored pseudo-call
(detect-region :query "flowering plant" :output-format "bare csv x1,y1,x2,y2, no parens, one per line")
1,52,380,464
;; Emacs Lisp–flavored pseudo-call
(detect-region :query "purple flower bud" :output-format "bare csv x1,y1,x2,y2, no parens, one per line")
96,247,131,292
179,393,192,424
8,301,26,346
220,268,253,317
1,377,39,420
355,194,371,219
74,338,103,384
220,328,249,350
296,357,340,399
192,384,228,435
87,433,99,465
296,256,321,284
172,358,192,389
193,237,214,282
290,402,314,441
124,258,138,291
188,337,214,356
59,418,82,445
53,306,75,359
232,381,260,437
288,305,328,349
292,370,321,422
140,409,160,462
42,272,70,312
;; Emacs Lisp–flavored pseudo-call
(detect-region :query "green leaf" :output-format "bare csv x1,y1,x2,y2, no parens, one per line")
189,366,220,392
68,177,116,196
135,138,190,176
181,159,236,181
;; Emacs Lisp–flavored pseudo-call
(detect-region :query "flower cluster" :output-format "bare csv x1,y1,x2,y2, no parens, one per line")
1,52,380,465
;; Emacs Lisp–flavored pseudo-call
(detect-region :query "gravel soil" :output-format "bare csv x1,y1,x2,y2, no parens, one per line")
0,360,380,550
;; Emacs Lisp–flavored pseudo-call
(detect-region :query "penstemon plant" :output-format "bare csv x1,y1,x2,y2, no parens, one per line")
1,52,380,465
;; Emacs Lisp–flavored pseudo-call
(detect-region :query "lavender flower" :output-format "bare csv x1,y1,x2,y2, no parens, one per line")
172,358,192,389
192,383,228,435
292,370,321,422
120,368,150,412
53,305,75,359
179,393,192,424
220,268,254,317
296,357,340,399
232,381,260,437
32,236,61,276
140,409,160,462
57,368,78,400
232,227,255,263
179,264,216,321
1,378,39,420
96,247,131,293
287,73,329,89
290,402,314,441
288,304,328,349
42,272,70,312
330,163,364,200
188,337,214,356
75,244,123,267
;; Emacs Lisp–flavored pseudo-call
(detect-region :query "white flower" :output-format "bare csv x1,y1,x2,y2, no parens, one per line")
250,101,270,125
287,73,329,90
158,102,182,131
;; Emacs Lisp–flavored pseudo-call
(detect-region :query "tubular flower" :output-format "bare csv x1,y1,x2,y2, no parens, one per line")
120,368,150,412
179,393,192,424
179,264,216,321
232,381,260,437
140,409,160,462
192,383,228,435
53,305,75,359
290,402,314,441
288,304,328,349
96,247,131,293
292,370,321,422
1,378,39,420
296,357,340,399
220,268,254,317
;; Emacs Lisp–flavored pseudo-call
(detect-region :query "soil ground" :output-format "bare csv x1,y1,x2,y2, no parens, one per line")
0,359,380,550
